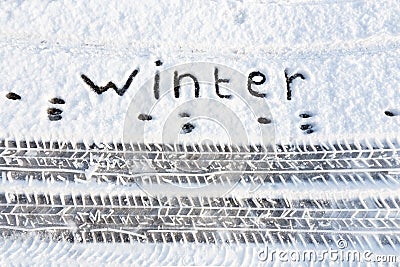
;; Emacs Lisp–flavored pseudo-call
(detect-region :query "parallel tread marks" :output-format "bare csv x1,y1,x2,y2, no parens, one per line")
0,139,399,246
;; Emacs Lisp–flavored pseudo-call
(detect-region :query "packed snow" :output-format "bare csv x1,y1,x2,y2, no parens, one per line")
0,0,400,266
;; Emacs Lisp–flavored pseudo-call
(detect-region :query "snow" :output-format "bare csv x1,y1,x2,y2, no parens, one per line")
1,236,397,266
0,0,399,145
0,0,400,265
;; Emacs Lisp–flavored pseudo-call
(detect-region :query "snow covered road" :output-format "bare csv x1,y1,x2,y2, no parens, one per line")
1,0,400,265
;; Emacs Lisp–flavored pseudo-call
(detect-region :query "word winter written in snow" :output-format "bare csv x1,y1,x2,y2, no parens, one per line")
4,61,309,123
80,60,307,101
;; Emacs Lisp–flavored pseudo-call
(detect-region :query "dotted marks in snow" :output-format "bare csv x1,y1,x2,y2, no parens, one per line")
257,117,271,124
138,114,153,121
181,123,195,134
179,112,190,118
385,110,399,117
48,98,65,122
298,112,315,135
6,92,21,100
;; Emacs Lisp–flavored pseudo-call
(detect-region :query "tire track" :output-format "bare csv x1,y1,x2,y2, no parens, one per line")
0,139,399,250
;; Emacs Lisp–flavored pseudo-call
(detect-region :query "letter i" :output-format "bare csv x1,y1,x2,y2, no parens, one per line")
153,60,163,100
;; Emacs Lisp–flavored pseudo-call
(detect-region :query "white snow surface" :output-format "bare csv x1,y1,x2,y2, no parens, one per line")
1,0,400,266
0,237,396,266
0,0,399,145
